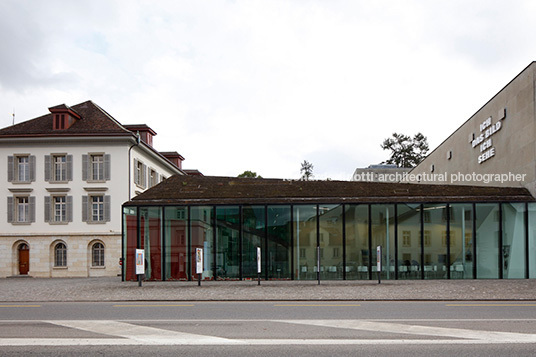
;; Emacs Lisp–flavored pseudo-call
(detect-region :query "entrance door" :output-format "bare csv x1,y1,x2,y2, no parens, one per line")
18,244,29,275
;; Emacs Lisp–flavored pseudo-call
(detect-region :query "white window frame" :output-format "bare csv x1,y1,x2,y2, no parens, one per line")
83,153,110,182
91,154,104,181
83,194,111,224
54,155,67,182
8,195,35,224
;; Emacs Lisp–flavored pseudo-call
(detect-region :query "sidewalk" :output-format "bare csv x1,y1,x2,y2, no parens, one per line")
1,277,536,302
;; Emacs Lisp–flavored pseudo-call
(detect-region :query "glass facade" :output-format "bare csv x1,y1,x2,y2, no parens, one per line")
122,202,534,281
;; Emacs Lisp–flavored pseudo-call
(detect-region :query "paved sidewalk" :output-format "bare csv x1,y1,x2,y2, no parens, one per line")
1,277,536,302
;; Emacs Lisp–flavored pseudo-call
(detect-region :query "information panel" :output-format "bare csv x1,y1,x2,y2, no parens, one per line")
135,249,145,275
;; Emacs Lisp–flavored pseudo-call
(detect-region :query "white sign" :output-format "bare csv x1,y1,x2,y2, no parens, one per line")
257,247,261,274
135,249,145,275
471,116,503,164
376,246,382,272
196,248,203,274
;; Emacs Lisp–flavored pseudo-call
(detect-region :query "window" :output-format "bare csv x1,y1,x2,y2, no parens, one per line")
149,168,159,188
45,154,73,182
425,233,432,247
8,155,36,183
44,196,72,223
92,242,105,267
54,243,67,267
134,159,147,188
402,231,411,247
299,248,306,259
82,195,111,223
92,196,104,221
333,247,340,258
7,196,35,224
92,155,104,181
82,154,110,182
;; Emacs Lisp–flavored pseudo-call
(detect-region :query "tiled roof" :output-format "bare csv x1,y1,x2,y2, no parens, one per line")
126,175,535,206
0,101,133,138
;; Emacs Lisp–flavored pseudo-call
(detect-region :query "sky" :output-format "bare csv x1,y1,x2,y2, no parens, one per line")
1,0,536,180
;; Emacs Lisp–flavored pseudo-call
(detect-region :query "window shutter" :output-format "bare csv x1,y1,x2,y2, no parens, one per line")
29,196,36,222
44,155,51,182
7,156,13,182
7,197,13,223
44,196,51,222
82,155,88,181
66,196,73,222
29,156,36,182
133,159,139,185
66,155,73,181
104,195,111,222
104,154,111,181
82,195,88,222
142,164,147,188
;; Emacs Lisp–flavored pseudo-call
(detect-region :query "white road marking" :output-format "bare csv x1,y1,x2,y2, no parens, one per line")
278,320,536,343
0,319,535,346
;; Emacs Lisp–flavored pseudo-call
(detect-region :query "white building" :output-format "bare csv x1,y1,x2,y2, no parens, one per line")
0,101,186,277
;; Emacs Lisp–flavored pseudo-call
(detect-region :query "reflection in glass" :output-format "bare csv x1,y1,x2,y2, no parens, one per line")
164,207,189,280
243,206,265,279
397,204,421,279
319,205,344,280
529,203,536,278
191,206,214,280
502,203,525,278
422,204,447,279
293,205,317,280
449,204,474,279
370,205,395,279
140,207,161,280
345,205,369,280
216,206,240,280
267,206,291,279
476,203,499,279
123,207,137,281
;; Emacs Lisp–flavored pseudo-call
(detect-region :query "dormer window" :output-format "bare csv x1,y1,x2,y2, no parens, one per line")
54,114,66,130
48,104,81,130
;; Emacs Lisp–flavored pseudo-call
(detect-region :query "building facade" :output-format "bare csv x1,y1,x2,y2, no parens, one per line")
410,62,536,195
122,176,536,281
0,101,185,278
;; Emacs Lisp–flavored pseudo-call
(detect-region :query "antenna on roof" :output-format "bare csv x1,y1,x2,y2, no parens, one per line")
12,108,15,126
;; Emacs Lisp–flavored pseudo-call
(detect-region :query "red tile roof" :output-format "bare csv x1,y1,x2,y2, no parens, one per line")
0,100,134,138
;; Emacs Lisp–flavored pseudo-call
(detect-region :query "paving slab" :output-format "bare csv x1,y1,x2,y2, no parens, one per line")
1,277,536,302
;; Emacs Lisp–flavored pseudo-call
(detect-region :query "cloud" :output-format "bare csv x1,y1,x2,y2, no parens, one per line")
1,0,535,180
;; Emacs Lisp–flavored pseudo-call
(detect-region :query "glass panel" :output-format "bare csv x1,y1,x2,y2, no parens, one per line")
164,207,189,280
191,206,214,280
476,203,499,279
267,205,291,280
344,205,368,280
449,204,474,279
371,204,395,280
397,204,421,279
529,203,536,278
421,204,448,279
140,207,162,280
215,206,240,280
242,205,265,279
319,205,344,280
123,207,138,281
293,205,317,280
502,203,525,278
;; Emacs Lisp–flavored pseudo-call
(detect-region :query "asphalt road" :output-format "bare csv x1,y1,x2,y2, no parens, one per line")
1,301,536,356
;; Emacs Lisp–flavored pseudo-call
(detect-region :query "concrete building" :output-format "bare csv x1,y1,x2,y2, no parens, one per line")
352,164,412,182
0,101,185,278
410,62,536,196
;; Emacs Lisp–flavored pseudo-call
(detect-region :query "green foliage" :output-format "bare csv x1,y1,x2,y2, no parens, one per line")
238,170,262,178
381,132,429,168
300,160,314,180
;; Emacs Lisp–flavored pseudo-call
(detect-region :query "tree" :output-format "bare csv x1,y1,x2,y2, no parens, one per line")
238,170,262,178
300,160,314,180
381,132,429,168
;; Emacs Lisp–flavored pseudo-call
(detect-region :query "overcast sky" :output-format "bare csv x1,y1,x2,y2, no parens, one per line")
1,1,535,180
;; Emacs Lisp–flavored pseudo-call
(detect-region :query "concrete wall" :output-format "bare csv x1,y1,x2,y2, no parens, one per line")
410,62,536,196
